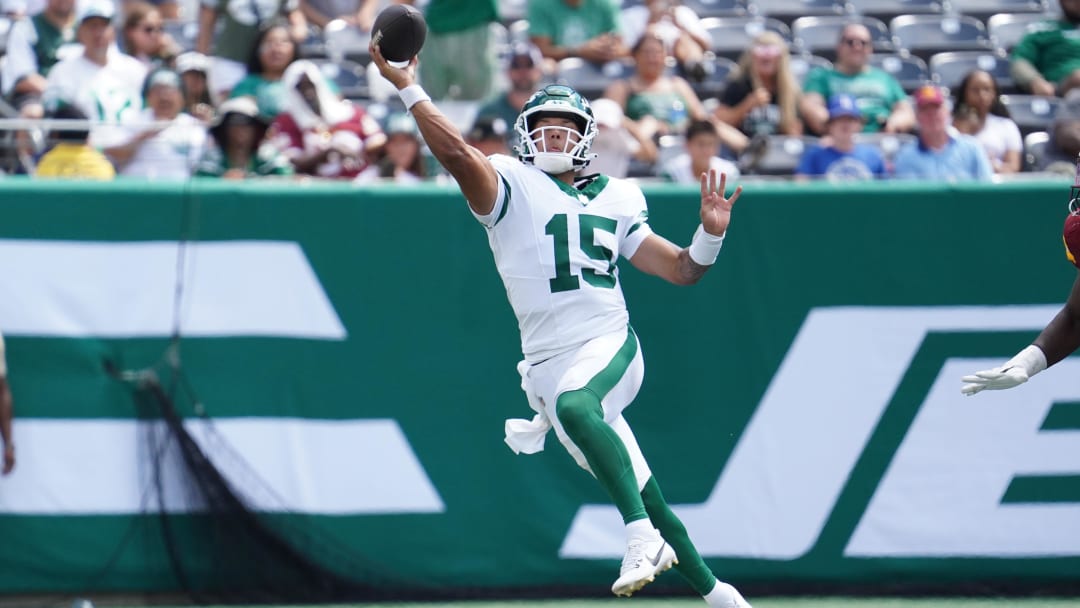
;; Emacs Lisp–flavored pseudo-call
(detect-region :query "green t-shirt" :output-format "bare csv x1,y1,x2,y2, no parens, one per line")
195,142,293,177
204,0,299,64
230,75,286,119
30,13,75,77
802,66,907,133
527,0,619,49
424,0,498,34
626,89,690,132
1011,19,1080,84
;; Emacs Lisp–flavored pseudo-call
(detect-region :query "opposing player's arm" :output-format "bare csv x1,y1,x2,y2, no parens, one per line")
368,44,499,215
630,169,742,285
1035,270,1080,366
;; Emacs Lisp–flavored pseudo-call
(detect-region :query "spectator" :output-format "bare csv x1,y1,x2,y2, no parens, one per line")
120,2,179,68
1042,89,1080,172
1010,0,1080,97
893,84,993,181
715,31,803,139
474,42,547,153
35,103,116,179
795,93,885,180
587,97,657,177
123,0,181,21
466,115,512,157
0,329,12,476
176,51,217,122
195,96,293,178
528,0,627,66
603,31,730,144
1,0,79,167
799,23,913,136
301,0,382,32
44,0,148,148
104,69,208,178
951,102,982,136
228,19,301,120
410,0,500,100
619,0,710,80
952,69,1023,174
354,112,428,183
270,59,386,178
659,119,739,183
195,0,307,101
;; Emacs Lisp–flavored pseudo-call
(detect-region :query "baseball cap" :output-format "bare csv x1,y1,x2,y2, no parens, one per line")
467,116,508,141
827,93,861,121
914,84,945,108
175,51,210,75
590,97,624,129
78,0,115,25
508,42,543,69
385,112,418,136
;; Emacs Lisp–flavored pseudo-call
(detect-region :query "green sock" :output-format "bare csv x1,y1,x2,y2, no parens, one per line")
556,388,648,524
641,476,717,595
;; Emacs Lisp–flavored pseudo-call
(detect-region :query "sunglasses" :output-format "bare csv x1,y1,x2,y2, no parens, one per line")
752,44,781,58
841,37,871,48
140,25,164,33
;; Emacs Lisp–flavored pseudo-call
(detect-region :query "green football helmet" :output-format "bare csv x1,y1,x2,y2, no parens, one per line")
514,84,598,174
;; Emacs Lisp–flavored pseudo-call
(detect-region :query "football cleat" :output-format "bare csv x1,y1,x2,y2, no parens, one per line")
709,582,753,608
611,532,678,597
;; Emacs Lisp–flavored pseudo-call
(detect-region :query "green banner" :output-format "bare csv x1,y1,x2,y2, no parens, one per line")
0,177,1078,594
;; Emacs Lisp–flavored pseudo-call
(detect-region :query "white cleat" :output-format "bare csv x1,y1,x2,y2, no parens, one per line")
610,532,678,597
708,582,753,608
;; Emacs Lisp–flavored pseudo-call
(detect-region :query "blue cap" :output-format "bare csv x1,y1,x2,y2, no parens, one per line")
827,93,862,121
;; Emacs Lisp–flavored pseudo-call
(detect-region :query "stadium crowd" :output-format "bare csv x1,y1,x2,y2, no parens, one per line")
1,0,1079,181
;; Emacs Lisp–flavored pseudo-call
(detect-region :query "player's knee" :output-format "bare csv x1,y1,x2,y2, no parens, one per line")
555,389,603,435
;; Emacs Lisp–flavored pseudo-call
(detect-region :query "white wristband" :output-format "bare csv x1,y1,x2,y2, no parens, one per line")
397,84,431,111
1005,344,1048,377
687,224,725,266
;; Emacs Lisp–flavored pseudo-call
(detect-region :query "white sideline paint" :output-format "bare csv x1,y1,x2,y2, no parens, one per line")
559,305,1065,560
0,418,445,515
0,240,346,339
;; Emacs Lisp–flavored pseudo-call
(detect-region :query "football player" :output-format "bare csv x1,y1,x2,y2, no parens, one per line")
370,42,750,608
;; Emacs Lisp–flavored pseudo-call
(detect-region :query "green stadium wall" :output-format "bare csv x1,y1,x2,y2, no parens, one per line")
1,178,1079,596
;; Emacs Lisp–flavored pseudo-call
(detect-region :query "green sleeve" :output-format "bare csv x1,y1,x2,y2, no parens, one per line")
600,0,620,34
1010,28,1042,65
801,68,830,97
527,0,556,40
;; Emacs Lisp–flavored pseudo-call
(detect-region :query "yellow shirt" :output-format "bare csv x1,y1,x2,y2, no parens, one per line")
35,143,116,180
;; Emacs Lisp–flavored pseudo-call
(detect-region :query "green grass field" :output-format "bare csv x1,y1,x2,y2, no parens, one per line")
118,599,1080,608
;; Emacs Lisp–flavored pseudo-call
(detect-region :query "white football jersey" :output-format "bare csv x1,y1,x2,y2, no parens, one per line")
474,154,654,362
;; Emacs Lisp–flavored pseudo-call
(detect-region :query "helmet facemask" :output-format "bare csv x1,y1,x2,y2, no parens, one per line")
514,85,598,174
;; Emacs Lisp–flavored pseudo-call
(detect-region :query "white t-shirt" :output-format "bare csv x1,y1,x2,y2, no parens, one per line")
661,152,740,184
476,154,654,362
44,50,147,146
114,110,208,179
587,127,641,178
973,113,1022,168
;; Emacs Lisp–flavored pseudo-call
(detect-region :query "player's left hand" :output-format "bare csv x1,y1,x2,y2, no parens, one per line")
960,365,1029,395
700,169,742,236
369,41,417,91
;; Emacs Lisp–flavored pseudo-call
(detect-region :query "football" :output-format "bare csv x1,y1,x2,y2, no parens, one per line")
371,4,427,63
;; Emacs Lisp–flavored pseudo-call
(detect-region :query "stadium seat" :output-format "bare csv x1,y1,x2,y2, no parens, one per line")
1023,130,1051,171
947,0,1047,24
929,49,1013,93
890,14,994,64
322,21,370,63
847,0,943,23
740,134,819,175
854,131,916,162
314,59,369,100
702,16,792,60
747,0,850,27
691,55,738,99
987,12,1051,52
790,53,834,86
554,58,632,100
790,15,893,61
682,0,752,19
869,53,930,92
1001,94,1062,137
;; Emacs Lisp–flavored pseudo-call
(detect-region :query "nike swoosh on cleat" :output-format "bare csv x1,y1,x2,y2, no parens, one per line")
647,544,669,567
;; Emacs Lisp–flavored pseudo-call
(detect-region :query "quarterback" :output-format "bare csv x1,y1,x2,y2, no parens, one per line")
370,43,750,608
